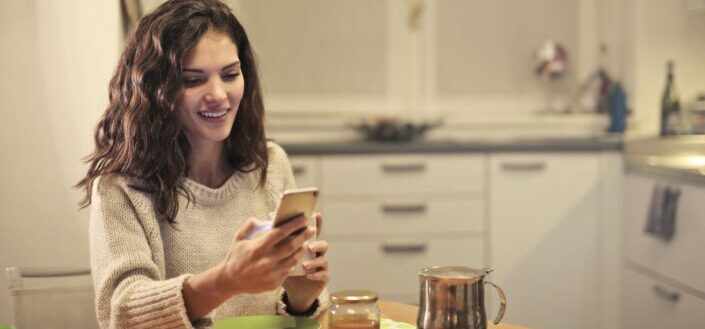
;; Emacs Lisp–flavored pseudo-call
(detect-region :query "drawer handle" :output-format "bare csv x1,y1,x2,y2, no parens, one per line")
381,203,427,214
292,165,306,176
382,243,427,253
381,162,426,173
500,161,546,172
653,284,681,302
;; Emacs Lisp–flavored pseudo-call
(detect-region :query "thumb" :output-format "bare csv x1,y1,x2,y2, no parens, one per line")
235,218,270,241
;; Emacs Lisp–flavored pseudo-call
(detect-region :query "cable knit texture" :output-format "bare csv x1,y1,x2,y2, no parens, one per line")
89,142,329,329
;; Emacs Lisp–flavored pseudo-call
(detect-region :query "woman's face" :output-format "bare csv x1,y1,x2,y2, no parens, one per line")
176,30,244,146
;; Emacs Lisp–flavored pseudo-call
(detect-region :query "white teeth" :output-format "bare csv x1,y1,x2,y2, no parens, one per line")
199,110,227,118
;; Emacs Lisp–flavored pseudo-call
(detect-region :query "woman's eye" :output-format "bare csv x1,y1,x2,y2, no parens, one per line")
222,72,241,81
182,77,202,87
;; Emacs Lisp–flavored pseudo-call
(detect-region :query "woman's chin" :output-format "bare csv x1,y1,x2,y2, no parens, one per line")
211,131,232,143
197,129,233,144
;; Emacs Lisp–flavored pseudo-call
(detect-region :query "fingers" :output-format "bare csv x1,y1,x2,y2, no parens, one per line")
315,212,323,238
305,269,329,281
263,213,309,245
303,256,329,281
303,240,329,281
277,245,306,274
224,215,326,294
307,240,328,255
234,218,262,241
271,227,316,260
302,256,327,272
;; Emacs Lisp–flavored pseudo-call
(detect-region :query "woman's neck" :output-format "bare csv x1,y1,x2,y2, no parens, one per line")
186,140,233,188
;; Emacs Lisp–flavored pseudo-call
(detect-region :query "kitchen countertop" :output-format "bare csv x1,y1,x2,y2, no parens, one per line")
278,136,623,155
625,136,705,184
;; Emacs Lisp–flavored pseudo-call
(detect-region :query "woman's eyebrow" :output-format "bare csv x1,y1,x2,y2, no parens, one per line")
182,61,240,73
222,61,240,71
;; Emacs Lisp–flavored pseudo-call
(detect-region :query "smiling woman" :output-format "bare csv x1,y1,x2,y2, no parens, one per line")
74,0,330,328
176,32,245,172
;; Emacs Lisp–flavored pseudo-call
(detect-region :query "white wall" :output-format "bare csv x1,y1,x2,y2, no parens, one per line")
0,0,119,324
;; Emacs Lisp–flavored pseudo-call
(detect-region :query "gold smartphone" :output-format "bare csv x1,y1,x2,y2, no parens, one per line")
272,187,320,276
272,187,319,230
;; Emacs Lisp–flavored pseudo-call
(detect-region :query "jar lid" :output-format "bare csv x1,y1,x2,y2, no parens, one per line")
418,266,491,284
330,290,378,304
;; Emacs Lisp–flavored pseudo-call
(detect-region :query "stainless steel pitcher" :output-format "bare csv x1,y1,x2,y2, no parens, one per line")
417,266,507,329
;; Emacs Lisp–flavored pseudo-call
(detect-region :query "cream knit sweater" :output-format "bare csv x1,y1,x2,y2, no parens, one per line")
89,142,328,329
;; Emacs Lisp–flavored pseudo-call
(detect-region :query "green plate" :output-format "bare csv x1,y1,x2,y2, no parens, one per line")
214,315,320,329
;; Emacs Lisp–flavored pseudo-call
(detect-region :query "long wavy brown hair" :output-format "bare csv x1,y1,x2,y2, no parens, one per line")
76,0,268,223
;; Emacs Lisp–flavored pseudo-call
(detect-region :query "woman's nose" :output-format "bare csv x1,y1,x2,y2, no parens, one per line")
204,79,227,104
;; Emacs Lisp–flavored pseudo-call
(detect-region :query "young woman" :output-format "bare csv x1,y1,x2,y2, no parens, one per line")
76,0,329,327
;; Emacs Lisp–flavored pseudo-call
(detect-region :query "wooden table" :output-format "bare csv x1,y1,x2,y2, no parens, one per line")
319,300,530,329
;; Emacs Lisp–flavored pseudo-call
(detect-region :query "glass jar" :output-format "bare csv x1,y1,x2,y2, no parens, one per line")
329,290,380,329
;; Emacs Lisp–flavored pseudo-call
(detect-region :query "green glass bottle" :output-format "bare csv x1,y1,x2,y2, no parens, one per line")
660,60,681,135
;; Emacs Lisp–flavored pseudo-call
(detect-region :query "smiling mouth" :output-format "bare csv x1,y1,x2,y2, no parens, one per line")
198,109,229,119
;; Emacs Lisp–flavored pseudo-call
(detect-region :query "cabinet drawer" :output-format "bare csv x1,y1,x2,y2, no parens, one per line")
623,268,705,329
289,156,319,189
625,173,705,293
326,237,484,297
321,196,484,235
321,154,485,195
489,153,603,329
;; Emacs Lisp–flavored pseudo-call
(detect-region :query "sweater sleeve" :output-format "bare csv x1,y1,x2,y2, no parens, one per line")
276,287,330,319
89,176,213,329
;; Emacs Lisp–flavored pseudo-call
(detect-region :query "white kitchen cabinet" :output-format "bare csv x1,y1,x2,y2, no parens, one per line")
320,154,485,195
327,236,484,304
321,197,484,236
623,170,705,328
489,153,603,329
623,267,705,329
291,150,622,327
302,153,488,304
624,172,705,293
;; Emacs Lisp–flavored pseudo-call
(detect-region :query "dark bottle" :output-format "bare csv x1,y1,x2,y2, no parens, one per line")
660,61,681,135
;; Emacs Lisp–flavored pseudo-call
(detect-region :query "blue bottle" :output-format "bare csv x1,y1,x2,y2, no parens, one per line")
609,83,627,133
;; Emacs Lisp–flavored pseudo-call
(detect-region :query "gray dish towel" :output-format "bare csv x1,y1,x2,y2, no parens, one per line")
645,183,681,241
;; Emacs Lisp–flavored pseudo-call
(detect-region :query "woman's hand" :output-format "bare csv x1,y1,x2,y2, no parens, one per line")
217,214,316,296
282,212,330,313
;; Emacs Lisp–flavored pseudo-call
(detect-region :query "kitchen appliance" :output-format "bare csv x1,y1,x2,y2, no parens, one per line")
417,266,506,329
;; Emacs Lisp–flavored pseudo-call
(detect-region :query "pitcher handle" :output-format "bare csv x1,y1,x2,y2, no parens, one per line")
484,280,507,325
